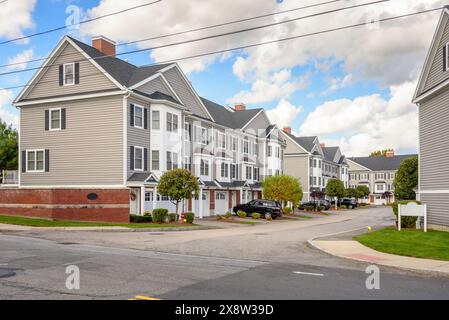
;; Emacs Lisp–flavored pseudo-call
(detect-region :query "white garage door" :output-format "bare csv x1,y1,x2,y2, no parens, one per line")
215,191,228,215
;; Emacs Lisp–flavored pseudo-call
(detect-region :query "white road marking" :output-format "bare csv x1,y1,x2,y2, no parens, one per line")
293,271,324,277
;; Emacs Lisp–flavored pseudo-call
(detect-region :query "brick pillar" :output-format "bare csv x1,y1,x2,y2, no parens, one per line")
236,190,241,205
228,190,233,209
210,190,215,210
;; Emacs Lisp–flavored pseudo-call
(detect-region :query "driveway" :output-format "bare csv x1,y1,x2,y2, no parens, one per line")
1,206,449,299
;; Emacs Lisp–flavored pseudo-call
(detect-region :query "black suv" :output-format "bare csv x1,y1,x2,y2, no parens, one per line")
299,199,331,211
233,200,282,219
338,198,358,209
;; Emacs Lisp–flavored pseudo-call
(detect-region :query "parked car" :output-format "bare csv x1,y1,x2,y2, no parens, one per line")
299,199,331,211
233,200,282,219
338,198,358,209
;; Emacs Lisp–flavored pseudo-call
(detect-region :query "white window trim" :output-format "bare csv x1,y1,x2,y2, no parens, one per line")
151,150,160,171
63,62,75,86
133,104,144,129
26,149,45,173
134,146,144,171
200,159,210,176
49,107,62,131
198,127,207,145
184,123,192,142
151,110,160,130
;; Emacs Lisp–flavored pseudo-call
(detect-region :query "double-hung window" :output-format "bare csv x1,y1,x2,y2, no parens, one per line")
267,145,272,157
232,137,237,151
217,132,226,150
243,139,249,154
63,63,75,86
26,150,45,172
167,113,178,132
134,147,143,171
200,159,209,176
152,111,160,129
184,123,192,141
50,108,61,130
221,163,229,178
231,164,237,179
151,150,159,171
246,166,253,180
166,151,178,170
133,105,143,128
184,156,192,171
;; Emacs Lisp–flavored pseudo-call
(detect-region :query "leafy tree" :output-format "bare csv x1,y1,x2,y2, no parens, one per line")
0,119,18,171
157,168,199,215
310,190,325,200
356,185,370,201
262,175,303,207
369,149,394,157
345,188,357,198
326,179,345,208
393,157,418,200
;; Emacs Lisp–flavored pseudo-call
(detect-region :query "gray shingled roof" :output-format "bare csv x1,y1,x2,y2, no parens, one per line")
349,154,417,171
133,90,181,105
69,36,171,87
322,146,339,162
285,132,317,153
200,97,262,129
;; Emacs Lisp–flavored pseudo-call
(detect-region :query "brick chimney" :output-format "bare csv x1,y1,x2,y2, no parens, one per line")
92,36,116,57
234,103,246,111
386,150,395,158
283,127,291,134
320,143,326,148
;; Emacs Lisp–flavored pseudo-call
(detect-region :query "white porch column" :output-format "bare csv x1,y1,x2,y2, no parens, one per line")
153,186,157,211
140,185,145,216
199,188,203,219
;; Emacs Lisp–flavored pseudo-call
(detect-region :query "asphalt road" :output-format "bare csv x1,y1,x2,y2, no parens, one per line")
1,207,448,300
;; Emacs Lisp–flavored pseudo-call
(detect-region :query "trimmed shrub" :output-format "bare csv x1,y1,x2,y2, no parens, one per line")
283,207,292,215
340,205,347,209
304,205,315,212
225,211,233,219
143,211,151,217
168,213,178,223
316,205,324,212
184,212,195,224
152,208,168,223
392,200,421,228
252,212,261,220
130,214,152,223
237,211,247,218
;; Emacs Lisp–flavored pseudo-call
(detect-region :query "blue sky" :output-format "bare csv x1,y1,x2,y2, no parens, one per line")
0,0,442,155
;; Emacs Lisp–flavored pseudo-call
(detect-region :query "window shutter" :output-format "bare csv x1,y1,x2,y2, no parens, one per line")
75,63,80,84
130,146,134,170
130,104,134,127
444,45,448,72
59,65,63,86
61,108,66,130
45,149,50,172
45,110,49,131
144,108,148,129
21,151,26,173
144,148,148,171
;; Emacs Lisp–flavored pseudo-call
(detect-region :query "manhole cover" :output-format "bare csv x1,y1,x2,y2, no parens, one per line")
0,269,16,279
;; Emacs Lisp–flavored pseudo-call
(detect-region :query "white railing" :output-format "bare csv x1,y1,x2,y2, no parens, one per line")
1,170,19,185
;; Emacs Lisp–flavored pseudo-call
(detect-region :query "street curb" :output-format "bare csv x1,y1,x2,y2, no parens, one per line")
307,228,449,277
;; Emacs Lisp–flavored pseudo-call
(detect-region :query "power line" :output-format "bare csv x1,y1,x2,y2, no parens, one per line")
0,0,366,70
0,0,163,46
0,5,443,93
0,0,390,76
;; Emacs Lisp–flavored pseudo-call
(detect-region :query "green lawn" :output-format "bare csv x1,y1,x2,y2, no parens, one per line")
0,215,196,229
354,227,449,261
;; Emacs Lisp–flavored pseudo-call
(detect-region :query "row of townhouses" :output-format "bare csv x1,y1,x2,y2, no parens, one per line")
0,35,285,223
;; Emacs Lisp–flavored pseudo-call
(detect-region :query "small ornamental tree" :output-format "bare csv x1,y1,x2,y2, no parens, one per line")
393,157,418,200
326,179,345,209
157,168,199,215
262,175,303,208
345,188,357,199
356,185,370,201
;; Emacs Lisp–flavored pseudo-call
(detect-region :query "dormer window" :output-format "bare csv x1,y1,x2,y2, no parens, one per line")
63,63,75,86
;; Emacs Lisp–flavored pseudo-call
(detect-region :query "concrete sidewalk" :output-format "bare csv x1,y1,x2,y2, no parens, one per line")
310,239,449,276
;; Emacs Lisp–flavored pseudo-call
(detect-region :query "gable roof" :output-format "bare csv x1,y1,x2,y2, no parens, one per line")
414,7,449,102
200,97,263,129
286,134,317,153
69,36,172,87
133,90,181,105
348,154,417,171
322,146,339,162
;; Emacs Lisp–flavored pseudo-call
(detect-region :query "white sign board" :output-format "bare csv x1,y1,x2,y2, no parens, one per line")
398,202,427,232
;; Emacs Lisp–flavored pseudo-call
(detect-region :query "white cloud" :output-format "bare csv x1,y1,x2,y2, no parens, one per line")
266,99,302,129
227,69,309,104
5,48,34,71
299,81,418,156
0,90,18,127
0,0,36,42
322,73,353,95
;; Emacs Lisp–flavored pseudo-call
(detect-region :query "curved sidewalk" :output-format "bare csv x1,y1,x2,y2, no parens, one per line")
310,237,449,276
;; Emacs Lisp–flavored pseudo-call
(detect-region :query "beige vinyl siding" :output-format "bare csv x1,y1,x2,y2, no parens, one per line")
162,67,211,119
127,96,151,179
20,95,124,185
419,89,449,190
419,193,449,227
423,18,449,92
22,42,117,100
284,155,309,201
135,77,173,97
